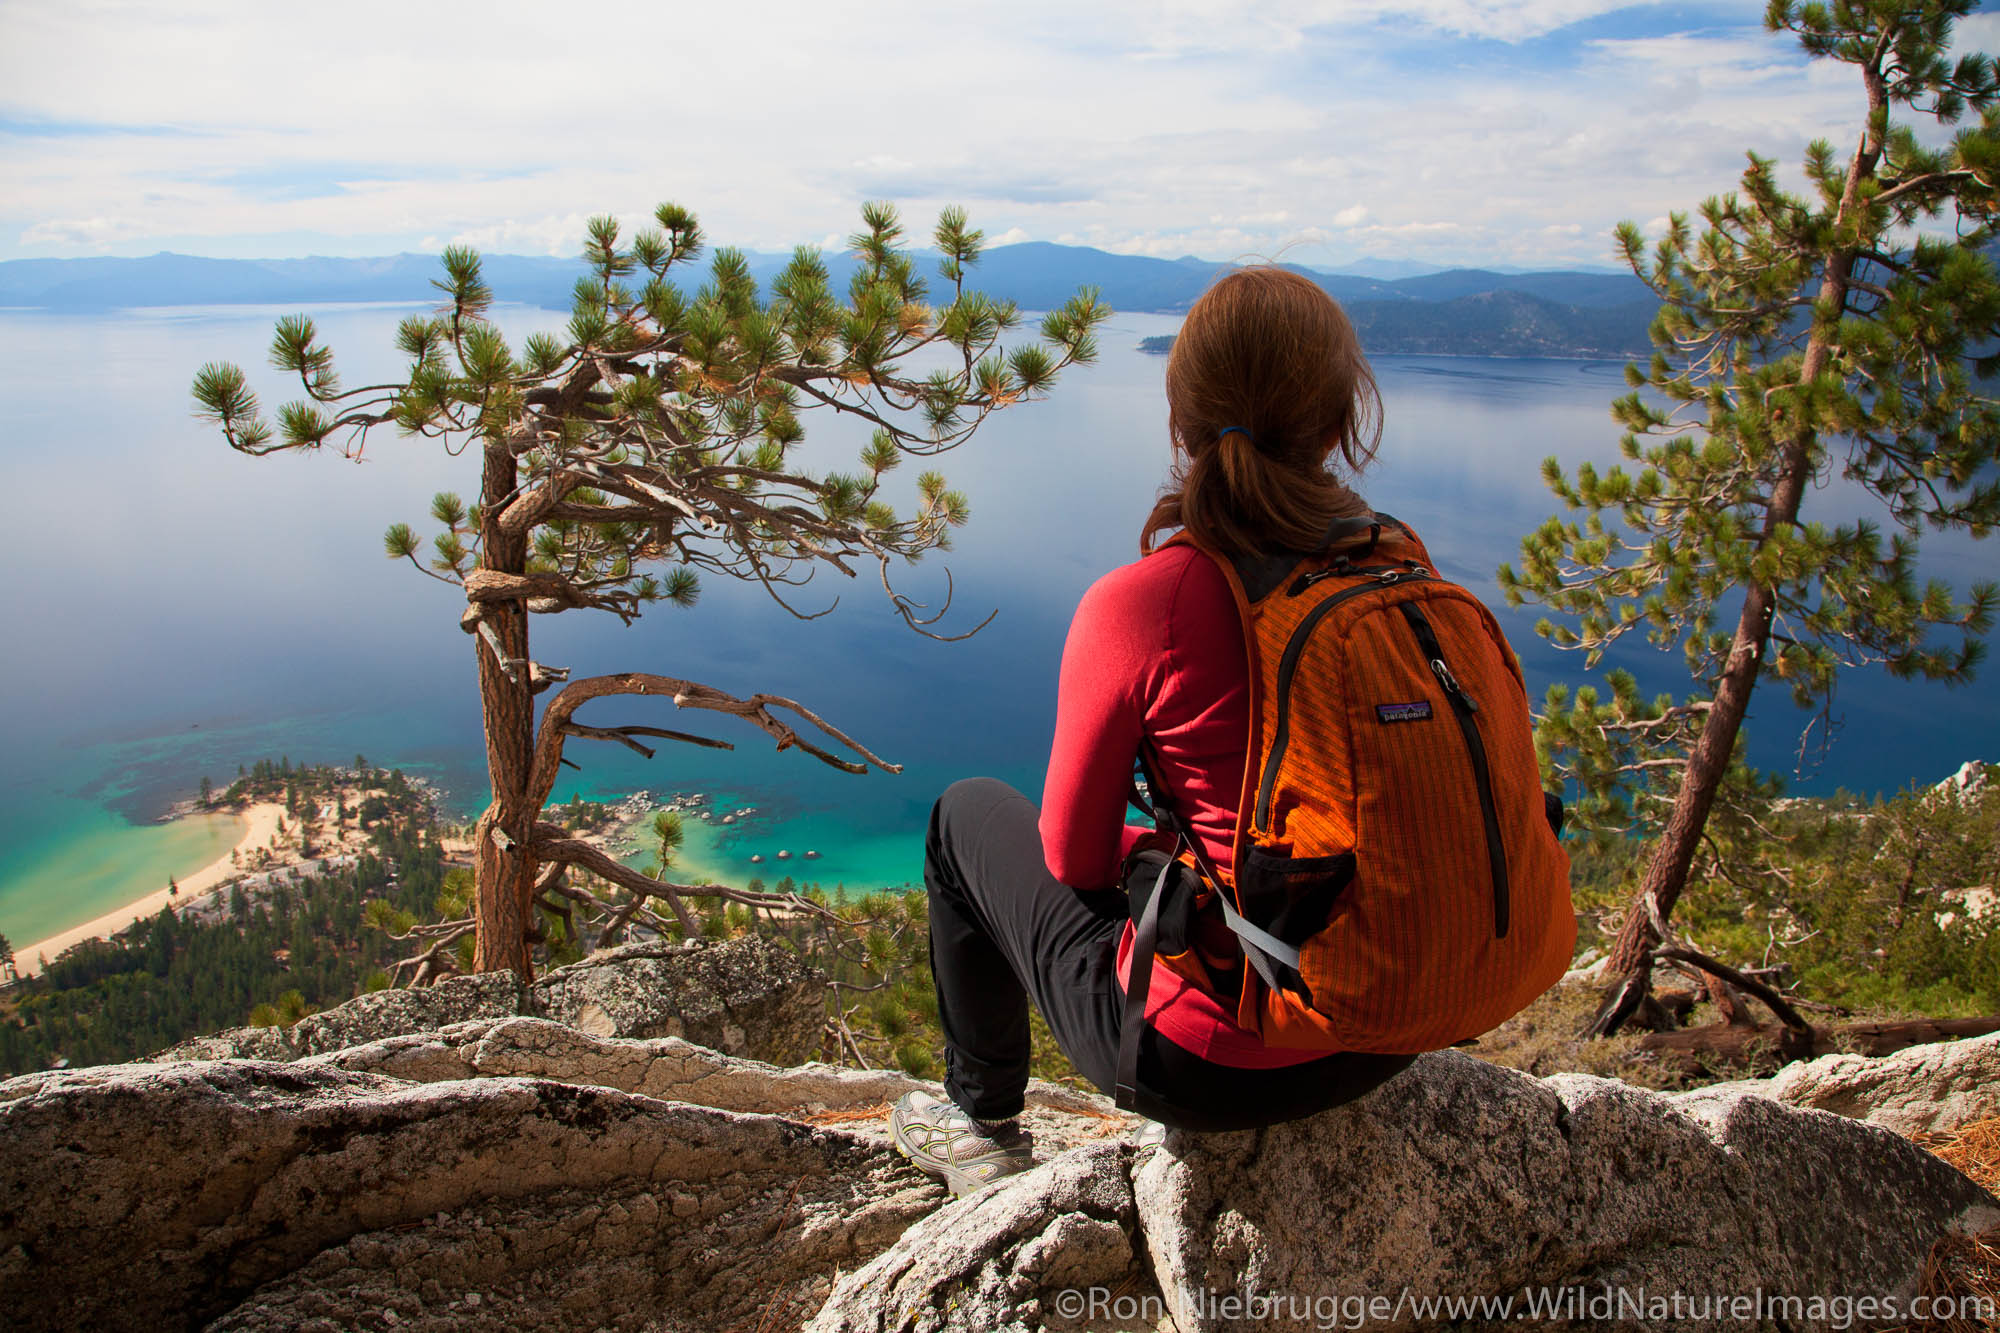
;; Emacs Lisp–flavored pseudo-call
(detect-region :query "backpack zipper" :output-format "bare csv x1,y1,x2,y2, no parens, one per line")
1253,567,1432,830
1289,559,1429,597
1398,602,1511,938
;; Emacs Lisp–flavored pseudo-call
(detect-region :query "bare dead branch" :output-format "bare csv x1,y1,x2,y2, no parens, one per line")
475,620,525,689
464,568,639,623
559,722,735,761
525,671,901,814
878,559,997,642
529,827,846,925
1655,945,1811,1033
389,919,477,988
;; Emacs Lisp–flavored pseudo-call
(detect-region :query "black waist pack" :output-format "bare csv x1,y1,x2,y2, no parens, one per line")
1122,846,1204,958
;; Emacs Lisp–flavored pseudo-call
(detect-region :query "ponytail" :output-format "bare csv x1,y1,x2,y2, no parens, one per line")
1142,268,1381,557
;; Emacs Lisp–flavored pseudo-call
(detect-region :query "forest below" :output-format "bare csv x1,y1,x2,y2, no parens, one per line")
2,764,1992,1086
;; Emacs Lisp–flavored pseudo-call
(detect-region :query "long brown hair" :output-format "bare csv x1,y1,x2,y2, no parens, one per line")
1142,266,1382,556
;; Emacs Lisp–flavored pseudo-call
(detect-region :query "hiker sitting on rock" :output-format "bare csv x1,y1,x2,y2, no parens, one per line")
891,266,1574,1197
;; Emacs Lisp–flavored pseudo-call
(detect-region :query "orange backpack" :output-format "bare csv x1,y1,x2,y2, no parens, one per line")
1115,514,1574,1106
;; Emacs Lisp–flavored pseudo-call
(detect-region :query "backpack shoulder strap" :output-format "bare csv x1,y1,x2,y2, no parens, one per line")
1318,510,1419,554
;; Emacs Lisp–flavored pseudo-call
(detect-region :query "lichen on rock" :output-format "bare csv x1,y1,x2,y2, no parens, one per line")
527,936,822,1064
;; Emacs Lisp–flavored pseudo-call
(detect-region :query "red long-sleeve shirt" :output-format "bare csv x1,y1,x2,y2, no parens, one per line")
1040,543,1321,1067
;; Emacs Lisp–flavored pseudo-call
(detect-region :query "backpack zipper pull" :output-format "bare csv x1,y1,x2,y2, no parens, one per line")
1288,565,1420,596
1430,658,1480,712
1289,562,1353,595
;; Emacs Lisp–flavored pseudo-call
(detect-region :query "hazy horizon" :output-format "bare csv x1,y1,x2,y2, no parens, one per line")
0,240,1630,279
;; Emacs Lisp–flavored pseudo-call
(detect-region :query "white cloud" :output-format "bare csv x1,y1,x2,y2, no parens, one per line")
990,226,1032,246
1354,0,1632,42
0,0,1961,269
19,216,149,249
435,215,596,259
1090,0,1636,54
1952,13,2000,55
1585,31,1801,82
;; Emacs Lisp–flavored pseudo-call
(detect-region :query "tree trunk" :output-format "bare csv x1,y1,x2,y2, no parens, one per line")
1584,91,1880,1040
1592,66,1888,1035
472,441,538,978
1698,969,1751,1026
1600,581,1776,980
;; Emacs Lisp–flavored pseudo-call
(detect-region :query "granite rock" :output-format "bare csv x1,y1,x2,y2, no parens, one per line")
138,936,816,1070
811,1142,1151,1333
527,936,822,1064
814,1053,1998,1333
302,1014,1134,1155
0,1059,931,1333
1760,1031,2000,1136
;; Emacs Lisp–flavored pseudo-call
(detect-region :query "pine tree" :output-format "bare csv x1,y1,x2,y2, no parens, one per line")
627,808,696,944
195,201,1105,977
1500,1,2000,1035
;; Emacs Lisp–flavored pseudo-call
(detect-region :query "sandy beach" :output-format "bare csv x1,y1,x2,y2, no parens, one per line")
15,802,286,977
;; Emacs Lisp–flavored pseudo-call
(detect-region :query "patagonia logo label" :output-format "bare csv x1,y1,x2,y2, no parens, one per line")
1376,701,1433,723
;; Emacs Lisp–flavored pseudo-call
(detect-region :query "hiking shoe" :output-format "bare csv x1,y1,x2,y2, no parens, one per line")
1131,1118,1168,1152
890,1091,1036,1197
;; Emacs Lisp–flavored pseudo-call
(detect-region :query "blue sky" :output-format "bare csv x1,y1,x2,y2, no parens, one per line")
1,0,1992,267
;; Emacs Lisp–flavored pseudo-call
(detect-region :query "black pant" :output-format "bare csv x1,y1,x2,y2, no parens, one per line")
923,777,1415,1131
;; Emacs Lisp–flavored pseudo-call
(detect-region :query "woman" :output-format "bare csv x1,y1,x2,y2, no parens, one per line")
891,267,1417,1197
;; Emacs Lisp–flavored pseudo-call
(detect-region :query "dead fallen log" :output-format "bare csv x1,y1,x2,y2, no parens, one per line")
1654,988,1698,1022
1832,1016,2000,1056
1640,1014,2000,1078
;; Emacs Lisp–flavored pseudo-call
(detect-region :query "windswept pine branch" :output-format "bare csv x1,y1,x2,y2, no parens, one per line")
559,723,734,760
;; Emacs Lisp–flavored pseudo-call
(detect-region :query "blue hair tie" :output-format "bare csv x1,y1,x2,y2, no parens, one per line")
1219,426,1255,444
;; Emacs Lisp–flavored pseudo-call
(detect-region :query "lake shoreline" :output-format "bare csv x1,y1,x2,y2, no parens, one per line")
8,774,919,977
1140,340,1636,366
14,802,281,977
11,767,448,976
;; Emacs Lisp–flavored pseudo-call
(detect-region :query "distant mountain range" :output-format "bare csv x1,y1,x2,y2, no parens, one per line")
0,242,1660,359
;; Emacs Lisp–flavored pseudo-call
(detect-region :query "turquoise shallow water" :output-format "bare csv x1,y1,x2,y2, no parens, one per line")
0,702,481,952
589,754,1046,899
4,804,244,957
611,804,923,897
4,301,1995,949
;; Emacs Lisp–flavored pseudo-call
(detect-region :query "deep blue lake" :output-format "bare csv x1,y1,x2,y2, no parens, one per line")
2,299,1994,948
